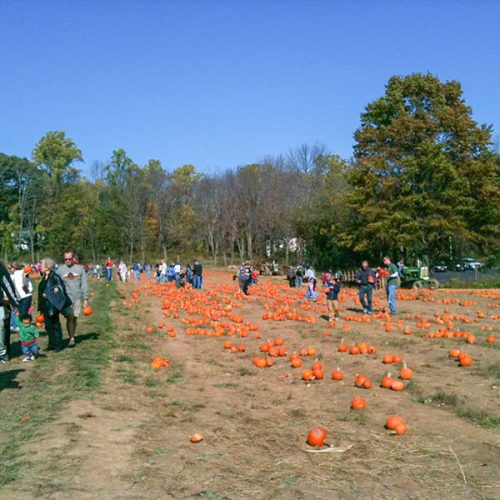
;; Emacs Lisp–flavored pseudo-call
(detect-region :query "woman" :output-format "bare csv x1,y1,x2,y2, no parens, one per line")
38,258,72,351
118,260,128,282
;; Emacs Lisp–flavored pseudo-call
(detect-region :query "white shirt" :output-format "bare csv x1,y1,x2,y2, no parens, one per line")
159,263,167,274
174,264,181,274
305,269,315,280
12,270,33,300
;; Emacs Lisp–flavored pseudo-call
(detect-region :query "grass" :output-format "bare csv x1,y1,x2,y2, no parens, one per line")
0,280,118,485
474,360,500,380
412,390,499,428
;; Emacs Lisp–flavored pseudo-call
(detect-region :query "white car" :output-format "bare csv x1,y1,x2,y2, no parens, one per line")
456,258,483,271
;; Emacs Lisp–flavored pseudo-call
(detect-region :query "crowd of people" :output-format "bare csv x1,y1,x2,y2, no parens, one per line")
1,250,401,365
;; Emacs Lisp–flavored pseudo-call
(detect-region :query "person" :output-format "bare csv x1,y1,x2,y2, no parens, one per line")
15,313,40,362
167,263,175,282
159,260,167,283
237,262,252,296
38,258,72,352
11,262,34,317
0,262,19,363
287,267,296,288
144,262,152,279
185,265,193,285
57,251,90,348
305,266,315,282
383,256,399,315
397,259,405,277
174,262,182,283
355,260,376,315
305,277,319,301
133,262,141,281
118,260,128,282
93,264,100,279
295,266,303,288
104,257,114,281
325,275,341,320
192,260,203,289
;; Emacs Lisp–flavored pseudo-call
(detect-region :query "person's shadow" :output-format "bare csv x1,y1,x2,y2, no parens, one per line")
0,368,24,393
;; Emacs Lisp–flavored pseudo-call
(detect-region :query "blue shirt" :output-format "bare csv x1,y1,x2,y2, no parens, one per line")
326,281,341,300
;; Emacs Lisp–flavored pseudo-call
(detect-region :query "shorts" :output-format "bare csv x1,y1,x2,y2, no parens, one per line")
62,299,81,318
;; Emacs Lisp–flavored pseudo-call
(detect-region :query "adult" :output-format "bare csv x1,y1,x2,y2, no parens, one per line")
355,260,376,315
0,262,19,363
185,264,193,285
383,256,399,315
118,260,128,282
237,262,252,296
287,267,296,288
57,251,90,348
132,262,141,281
193,260,203,289
295,266,303,288
11,262,33,317
305,266,315,282
159,260,167,283
38,258,72,352
167,263,175,282
104,257,114,281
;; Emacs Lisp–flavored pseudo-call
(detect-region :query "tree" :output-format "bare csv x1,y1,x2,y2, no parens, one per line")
32,131,82,185
344,73,500,263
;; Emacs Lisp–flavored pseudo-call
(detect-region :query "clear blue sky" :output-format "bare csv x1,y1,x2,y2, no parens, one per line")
1,0,499,175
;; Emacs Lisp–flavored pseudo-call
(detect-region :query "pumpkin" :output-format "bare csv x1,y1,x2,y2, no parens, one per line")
486,335,496,343
338,340,347,352
291,358,303,368
302,369,314,381
368,345,377,354
390,380,405,391
385,415,404,430
307,427,328,447
311,360,323,371
459,354,472,367
362,378,372,389
253,357,267,368
381,373,393,388
223,341,232,349
83,305,93,316
312,368,324,380
351,397,366,410
307,347,317,357
449,348,461,358
349,345,360,355
395,423,407,435
145,326,155,333
399,362,413,380
274,337,284,346
36,314,45,324
383,354,394,364
331,369,344,381
355,374,367,387
189,433,204,443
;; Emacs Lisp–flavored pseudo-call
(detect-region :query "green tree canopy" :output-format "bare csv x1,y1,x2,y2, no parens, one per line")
344,73,500,263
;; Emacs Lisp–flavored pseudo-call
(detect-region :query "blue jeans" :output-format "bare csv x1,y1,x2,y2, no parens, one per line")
192,275,202,289
133,270,140,280
387,284,397,314
295,277,303,288
359,285,373,312
105,268,113,281
22,342,39,356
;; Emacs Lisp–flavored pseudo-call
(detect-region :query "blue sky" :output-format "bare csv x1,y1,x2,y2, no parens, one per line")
1,0,499,175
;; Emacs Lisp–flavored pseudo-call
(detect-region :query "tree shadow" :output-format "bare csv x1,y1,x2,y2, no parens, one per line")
0,368,25,393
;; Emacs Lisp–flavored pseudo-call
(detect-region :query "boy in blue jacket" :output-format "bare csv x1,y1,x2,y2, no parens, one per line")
325,276,342,320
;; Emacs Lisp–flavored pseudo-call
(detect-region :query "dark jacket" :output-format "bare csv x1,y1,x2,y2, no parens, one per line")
355,267,376,286
38,271,72,317
0,263,19,308
193,263,202,276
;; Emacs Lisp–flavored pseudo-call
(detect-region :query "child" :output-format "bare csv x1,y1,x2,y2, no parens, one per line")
305,278,319,301
326,276,342,320
16,313,40,362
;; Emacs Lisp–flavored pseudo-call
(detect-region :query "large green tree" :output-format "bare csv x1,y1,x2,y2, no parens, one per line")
344,73,500,263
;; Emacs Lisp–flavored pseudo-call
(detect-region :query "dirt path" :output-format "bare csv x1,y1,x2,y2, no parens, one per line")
1,273,499,499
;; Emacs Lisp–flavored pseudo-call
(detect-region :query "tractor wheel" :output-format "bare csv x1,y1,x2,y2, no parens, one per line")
429,279,440,290
412,281,423,290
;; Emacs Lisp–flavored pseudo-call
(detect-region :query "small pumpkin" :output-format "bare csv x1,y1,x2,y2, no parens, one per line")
351,396,366,410
307,427,328,447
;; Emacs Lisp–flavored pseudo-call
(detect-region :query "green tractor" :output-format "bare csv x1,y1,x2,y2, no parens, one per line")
400,266,440,290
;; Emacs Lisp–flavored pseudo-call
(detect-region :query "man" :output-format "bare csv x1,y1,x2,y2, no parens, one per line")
0,262,20,362
57,251,90,347
355,260,376,314
132,262,141,281
192,260,203,289
383,256,399,315
305,266,315,282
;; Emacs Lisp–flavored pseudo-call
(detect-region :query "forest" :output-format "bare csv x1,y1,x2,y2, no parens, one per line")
1,74,499,269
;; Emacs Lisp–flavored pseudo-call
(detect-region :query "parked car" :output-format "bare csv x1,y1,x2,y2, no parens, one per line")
433,263,448,272
455,258,484,271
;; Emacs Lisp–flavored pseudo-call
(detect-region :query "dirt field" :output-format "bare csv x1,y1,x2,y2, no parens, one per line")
0,270,499,499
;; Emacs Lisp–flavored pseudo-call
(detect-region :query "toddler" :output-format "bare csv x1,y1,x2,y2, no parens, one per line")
16,313,40,362
326,277,342,320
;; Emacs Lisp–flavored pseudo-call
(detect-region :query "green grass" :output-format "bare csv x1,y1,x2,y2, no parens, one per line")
412,390,499,428
441,275,500,289
0,281,118,485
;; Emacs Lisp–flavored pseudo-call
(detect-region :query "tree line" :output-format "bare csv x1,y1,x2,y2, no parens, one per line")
1,74,498,269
